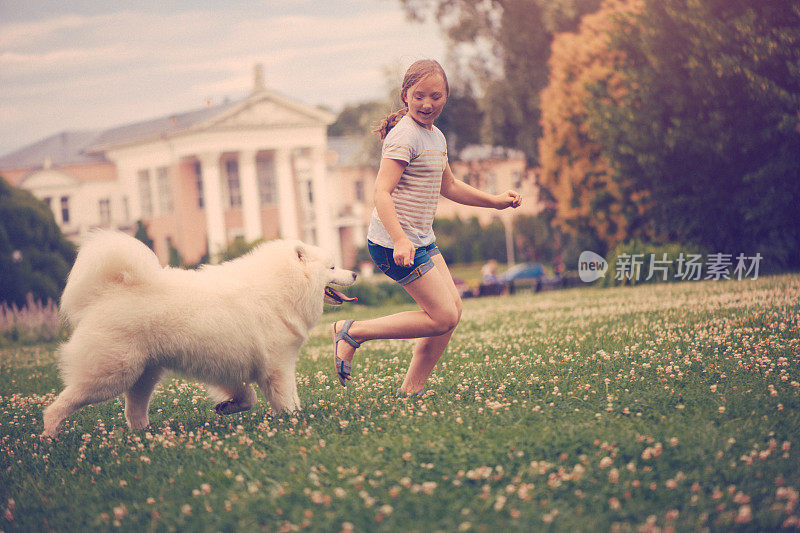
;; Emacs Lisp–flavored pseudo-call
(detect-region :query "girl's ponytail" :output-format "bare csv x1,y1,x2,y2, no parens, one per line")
373,108,408,140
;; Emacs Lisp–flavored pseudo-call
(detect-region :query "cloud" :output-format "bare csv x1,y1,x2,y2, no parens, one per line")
0,14,91,49
0,5,447,155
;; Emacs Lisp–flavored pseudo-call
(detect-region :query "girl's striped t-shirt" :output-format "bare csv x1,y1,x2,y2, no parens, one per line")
367,114,448,249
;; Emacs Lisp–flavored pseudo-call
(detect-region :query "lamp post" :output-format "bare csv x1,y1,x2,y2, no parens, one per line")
502,212,515,266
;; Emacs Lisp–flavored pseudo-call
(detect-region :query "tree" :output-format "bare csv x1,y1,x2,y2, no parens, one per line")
513,209,572,264
327,101,387,137
0,177,76,306
538,0,643,256
587,0,800,267
134,220,153,250
434,86,484,155
401,0,604,160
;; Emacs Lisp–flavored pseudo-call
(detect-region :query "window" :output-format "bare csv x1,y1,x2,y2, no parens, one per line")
226,160,241,208
98,198,111,227
306,181,314,204
256,155,276,205
60,196,70,224
138,169,153,217
194,161,204,208
156,167,172,215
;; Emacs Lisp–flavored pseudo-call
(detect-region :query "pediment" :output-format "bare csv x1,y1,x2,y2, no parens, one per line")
212,100,319,129
199,93,334,132
20,169,78,190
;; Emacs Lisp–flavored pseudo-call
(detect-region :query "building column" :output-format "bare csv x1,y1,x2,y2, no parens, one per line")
275,148,299,240
238,149,263,242
310,145,341,264
198,152,227,263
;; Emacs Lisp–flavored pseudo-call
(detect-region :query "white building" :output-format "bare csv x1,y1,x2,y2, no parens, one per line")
0,67,349,266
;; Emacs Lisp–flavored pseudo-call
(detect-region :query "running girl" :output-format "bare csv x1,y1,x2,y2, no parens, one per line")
333,59,522,395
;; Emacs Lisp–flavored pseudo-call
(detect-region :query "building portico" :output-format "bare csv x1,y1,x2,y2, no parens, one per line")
86,68,337,264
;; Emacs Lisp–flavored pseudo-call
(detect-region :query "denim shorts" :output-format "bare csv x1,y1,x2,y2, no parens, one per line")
367,240,440,286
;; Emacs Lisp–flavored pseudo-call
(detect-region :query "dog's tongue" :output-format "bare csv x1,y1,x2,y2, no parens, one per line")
330,288,358,303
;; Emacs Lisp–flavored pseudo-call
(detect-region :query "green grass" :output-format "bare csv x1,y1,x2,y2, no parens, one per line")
1,274,799,531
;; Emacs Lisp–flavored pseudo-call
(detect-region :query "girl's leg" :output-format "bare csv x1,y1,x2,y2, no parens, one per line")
333,255,462,388
399,253,462,394
333,261,459,360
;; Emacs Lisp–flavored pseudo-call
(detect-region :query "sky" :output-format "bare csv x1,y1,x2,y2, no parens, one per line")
0,0,448,157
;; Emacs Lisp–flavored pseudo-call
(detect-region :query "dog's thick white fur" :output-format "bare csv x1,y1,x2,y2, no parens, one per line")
42,230,356,437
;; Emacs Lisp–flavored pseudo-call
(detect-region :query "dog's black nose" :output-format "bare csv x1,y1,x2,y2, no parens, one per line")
351,272,357,281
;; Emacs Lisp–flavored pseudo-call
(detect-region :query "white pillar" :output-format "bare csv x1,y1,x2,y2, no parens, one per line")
310,144,340,264
275,148,299,240
198,153,227,263
238,149,263,242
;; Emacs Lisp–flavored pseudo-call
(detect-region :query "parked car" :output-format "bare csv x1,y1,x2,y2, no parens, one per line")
500,263,545,282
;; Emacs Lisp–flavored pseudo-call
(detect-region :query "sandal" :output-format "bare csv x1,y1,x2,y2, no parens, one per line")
333,320,361,387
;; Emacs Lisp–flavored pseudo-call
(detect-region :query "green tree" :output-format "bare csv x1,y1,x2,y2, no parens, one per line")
401,0,604,160
328,101,387,137
433,216,507,264
587,0,800,267
0,177,76,306
134,220,153,250
513,210,570,264
434,85,484,154
221,237,263,262
538,0,643,256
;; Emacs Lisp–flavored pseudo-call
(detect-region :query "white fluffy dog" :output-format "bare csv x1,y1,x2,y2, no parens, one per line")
42,231,356,437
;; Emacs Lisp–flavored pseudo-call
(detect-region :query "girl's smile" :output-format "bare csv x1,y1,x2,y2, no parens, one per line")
404,74,448,130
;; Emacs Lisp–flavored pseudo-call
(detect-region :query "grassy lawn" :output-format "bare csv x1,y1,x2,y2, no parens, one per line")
1,274,799,531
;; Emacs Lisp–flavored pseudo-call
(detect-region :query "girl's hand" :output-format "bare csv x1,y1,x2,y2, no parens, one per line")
393,238,416,268
495,191,522,210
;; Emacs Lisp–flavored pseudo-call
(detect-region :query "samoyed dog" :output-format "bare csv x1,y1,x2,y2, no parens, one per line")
42,230,356,437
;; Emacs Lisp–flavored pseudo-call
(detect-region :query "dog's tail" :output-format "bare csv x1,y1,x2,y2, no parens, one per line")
60,230,162,327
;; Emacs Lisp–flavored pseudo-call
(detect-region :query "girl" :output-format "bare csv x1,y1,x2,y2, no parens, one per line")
333,59,522,395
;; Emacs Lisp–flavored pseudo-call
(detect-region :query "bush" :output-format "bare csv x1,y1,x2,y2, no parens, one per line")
0,293,65,346
0,177,76,306
434,216,507,264
342,281,413,307
220,237,264,262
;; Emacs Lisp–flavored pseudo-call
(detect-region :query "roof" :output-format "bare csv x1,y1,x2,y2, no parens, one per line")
0,130,107,169
0,88,336,170
87,99,240,153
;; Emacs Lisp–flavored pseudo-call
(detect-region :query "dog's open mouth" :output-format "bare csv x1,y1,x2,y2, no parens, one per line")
324,286,357,305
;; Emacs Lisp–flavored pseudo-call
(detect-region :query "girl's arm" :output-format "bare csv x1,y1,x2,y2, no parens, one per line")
440,162,522,209
373,157,416,267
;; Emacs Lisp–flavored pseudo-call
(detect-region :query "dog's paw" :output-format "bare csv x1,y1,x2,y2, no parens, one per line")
127,418,150,431
215,400,251,416
215,400,234,415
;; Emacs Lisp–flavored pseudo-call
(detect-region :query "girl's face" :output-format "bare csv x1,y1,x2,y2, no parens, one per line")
403,74,448,130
